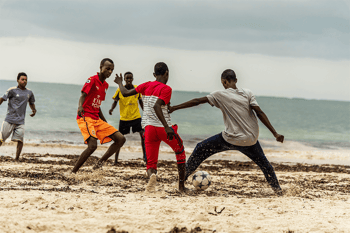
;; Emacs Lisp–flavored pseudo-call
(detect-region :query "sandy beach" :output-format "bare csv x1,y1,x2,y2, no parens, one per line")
1,141,350,233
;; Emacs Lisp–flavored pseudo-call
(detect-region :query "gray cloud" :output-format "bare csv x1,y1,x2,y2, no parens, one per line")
0,0,349,59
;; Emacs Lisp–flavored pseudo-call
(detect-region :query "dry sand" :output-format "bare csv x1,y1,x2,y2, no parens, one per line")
0,143,350,233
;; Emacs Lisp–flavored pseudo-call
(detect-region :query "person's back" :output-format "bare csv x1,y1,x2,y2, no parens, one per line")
137,80,172,128
207,87,259,146
169,68,284,195
114,62,187,193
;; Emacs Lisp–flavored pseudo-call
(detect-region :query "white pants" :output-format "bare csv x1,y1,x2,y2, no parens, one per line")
0,121,25,142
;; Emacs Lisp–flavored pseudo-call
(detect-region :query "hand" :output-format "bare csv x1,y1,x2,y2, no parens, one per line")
114,73,123,85
30,110,36,117
274,133,284,143
77,106,84,117
168,104,175,114
165,126,175,141
109,109,113,115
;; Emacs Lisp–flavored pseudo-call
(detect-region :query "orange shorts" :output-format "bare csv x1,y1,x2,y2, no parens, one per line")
77,117,118,144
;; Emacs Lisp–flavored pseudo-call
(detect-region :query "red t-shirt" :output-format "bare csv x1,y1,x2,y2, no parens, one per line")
77,74,109,120
135,81,172,127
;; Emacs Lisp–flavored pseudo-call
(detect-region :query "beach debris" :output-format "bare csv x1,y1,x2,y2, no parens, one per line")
168,226,203,233
208,206,225,216
106,227,128,233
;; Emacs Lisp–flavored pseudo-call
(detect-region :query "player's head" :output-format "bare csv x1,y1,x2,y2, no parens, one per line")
17,72,28,88
153,62,169,83
221,69,237,89
100,58,114,79
124,71,133,85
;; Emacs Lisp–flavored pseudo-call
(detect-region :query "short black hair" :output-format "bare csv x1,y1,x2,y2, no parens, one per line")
154,62,168,76
124,71,133,76
17,72,27,81
221,69,236,81
100,58,114,66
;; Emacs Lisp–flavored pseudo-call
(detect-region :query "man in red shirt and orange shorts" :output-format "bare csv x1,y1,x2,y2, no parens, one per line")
72,58,126,173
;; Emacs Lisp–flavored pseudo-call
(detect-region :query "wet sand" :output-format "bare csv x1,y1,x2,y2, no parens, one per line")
0,143,350,232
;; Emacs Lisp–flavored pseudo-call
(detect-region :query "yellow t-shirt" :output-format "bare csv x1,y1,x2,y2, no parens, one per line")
113,85,142,121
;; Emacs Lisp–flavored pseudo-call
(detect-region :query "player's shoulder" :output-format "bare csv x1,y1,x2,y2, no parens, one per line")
159,82,172,91
240,88,254,96
209,89,223,96
85,77,94,84
25,88,34,94
6,86,17,92
86,74,98,83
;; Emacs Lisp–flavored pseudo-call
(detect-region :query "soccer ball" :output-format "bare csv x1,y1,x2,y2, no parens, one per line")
192,171,211,191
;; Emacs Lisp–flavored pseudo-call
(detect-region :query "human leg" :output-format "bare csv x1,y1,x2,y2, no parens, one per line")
15,141,23,160
139,130,147,163
236,141,281,192
185,133,231,180
144,126,161,192
114,120,130,164
144,126,161,173
129,118,146,163
96,131,126,168
72,137,97,173
156,125,187,191
0,121,15,147
12,124,25,161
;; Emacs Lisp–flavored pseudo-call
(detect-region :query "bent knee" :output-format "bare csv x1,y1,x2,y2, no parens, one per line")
113,132,126,145
88,144,98,151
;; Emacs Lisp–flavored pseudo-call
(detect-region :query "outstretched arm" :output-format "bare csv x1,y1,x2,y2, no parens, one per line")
251,105,284,143
168,97,209,113
154,98,174,140
77,92,87,117
114,73,138,97
0,97,4,105
29,103,36,117
109,95,119,115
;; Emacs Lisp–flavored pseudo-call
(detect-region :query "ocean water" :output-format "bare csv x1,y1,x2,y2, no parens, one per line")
0,80,349,149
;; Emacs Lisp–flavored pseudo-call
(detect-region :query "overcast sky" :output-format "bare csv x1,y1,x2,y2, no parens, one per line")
0,0,349,101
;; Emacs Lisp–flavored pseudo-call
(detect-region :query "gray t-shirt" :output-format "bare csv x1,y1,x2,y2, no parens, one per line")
2,86,35,125
207,87,259,146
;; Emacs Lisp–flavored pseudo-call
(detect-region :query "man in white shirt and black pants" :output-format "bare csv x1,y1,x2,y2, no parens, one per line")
169,69,284,195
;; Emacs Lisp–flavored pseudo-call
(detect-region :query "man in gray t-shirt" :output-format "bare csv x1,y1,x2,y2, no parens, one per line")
169,69,284,195
0,72,37,160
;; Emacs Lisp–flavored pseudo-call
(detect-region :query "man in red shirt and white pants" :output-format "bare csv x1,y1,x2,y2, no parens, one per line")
114,62,186,193
73,58,126,173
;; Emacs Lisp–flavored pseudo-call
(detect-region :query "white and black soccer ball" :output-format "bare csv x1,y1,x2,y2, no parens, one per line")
192,171,211,191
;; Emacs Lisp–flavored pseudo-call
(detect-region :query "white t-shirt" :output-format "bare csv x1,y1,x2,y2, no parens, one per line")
207,87,259,146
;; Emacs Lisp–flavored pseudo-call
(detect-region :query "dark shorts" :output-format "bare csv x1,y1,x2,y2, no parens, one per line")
119,118,142,135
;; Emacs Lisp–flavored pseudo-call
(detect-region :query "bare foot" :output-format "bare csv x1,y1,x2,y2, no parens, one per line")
274,188,284,196
145,174,157,192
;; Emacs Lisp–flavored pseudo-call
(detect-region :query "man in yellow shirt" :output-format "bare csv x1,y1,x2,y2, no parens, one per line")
109,72,145,164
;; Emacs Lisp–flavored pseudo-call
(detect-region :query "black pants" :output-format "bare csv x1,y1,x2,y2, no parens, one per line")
185,133,281,191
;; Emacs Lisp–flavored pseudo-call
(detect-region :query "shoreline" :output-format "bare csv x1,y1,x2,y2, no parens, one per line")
1,137,350,166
